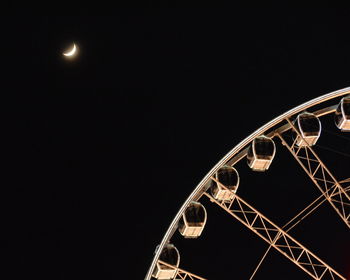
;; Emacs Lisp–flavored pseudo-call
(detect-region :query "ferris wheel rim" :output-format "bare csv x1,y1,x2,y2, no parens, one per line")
145,86,350,280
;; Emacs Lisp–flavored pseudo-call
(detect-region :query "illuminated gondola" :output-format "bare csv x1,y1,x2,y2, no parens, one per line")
247,136,276,171
294,112,321,146
211,165,239,201
334,95,350,131
152,244,180,279
178,202,207,238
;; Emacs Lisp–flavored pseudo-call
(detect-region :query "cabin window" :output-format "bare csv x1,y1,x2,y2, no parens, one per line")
299,115,320,134
185,204,205,226
343,99,350,117
159,247,178,267
217,168,238,188
255,139,274,159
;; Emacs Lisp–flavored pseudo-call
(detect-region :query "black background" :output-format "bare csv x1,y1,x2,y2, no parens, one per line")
2,10,350,279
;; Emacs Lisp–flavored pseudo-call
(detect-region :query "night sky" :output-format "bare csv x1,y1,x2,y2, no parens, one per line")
3,11,350,279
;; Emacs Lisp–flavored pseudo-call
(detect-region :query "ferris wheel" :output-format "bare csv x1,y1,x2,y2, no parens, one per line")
145,88,350,280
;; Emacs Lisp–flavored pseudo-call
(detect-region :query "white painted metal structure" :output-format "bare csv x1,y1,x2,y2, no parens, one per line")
145,87,350,280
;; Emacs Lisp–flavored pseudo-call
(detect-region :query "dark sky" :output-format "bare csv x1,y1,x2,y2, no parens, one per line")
3,11,350,280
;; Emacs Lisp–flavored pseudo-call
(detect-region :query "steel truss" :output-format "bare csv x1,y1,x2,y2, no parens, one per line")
145,88,350,280
157,260,207,280
277,118,350,228
203,177,346,280
248,183,349,280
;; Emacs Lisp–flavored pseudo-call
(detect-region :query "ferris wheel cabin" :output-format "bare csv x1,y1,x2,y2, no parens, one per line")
247,136,276,171
211,166,239,201
178,201,207,238
152,244,180,279
334,96,350,131
294,112,321,147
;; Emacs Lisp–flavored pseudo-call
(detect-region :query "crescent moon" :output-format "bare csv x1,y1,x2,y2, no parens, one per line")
63,43,77,57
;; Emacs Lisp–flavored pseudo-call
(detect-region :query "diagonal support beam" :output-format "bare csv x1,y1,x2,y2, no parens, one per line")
277,118,350,229
157,260,207,280
249,181,350,280
204,177,346,280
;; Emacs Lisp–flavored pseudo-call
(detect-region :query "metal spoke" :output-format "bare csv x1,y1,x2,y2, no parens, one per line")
277,119,350,229
157,260,207,280
145,88,350,280
249,187,334,280
205,177,346,280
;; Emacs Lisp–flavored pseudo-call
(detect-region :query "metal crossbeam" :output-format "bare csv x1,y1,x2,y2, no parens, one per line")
156,260,207,280
249,180,350,280
204,177,346,280
277,118,350,229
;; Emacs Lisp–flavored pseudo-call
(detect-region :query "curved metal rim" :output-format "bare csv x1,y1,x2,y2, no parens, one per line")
145,86,350,280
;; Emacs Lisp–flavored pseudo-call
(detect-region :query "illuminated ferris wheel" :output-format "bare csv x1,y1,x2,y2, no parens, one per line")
145,88,350,280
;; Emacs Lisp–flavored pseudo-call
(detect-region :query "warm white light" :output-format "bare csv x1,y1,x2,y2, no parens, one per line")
63,43,77,57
